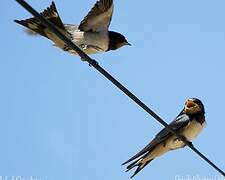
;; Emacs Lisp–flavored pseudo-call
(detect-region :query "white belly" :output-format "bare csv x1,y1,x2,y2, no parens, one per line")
182,120,206,141
70,31,109,54
49,28,109,55
166,120,206,150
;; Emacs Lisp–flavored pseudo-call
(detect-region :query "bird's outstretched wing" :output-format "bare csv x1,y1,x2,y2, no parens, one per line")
79,0,113,32
122,113,190,166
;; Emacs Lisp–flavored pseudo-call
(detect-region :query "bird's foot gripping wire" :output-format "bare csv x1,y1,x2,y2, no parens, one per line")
88,59,99,67
80,56,99,66
178,135,194,148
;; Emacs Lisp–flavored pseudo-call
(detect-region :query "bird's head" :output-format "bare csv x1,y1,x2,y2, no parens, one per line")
183,98,205,115
108,31,131,51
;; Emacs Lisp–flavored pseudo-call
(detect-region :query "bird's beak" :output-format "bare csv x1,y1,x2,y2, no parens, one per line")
184,99,200,114
126,42,132,46
186,99,196,109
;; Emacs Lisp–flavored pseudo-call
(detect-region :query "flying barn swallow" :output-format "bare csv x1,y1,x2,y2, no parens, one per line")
15,0,130,59
122,98,206,178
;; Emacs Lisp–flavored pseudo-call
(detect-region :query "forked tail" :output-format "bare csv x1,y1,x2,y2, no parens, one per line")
14,1,65,37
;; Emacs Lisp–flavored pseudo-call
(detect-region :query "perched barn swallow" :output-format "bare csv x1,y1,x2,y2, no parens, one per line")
122,98,206,178
15,0,130,58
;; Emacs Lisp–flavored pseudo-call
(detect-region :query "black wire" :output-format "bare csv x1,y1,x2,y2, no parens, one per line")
15,0,225,176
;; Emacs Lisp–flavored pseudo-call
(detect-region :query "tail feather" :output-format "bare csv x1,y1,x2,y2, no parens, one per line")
130,159,153,178
126,158,141,172
124,155,154,178
14,18,47,37
39,1,65,29
14,1,65,37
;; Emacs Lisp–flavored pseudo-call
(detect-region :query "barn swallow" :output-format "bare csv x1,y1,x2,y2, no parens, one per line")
122,98,206,178
14,0,130,59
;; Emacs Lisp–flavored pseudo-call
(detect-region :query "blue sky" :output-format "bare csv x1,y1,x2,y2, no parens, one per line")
1,0,225,179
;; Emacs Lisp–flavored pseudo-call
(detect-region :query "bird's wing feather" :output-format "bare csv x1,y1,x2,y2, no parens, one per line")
78,0,113,32
122,113,190,165
156,113,190,139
